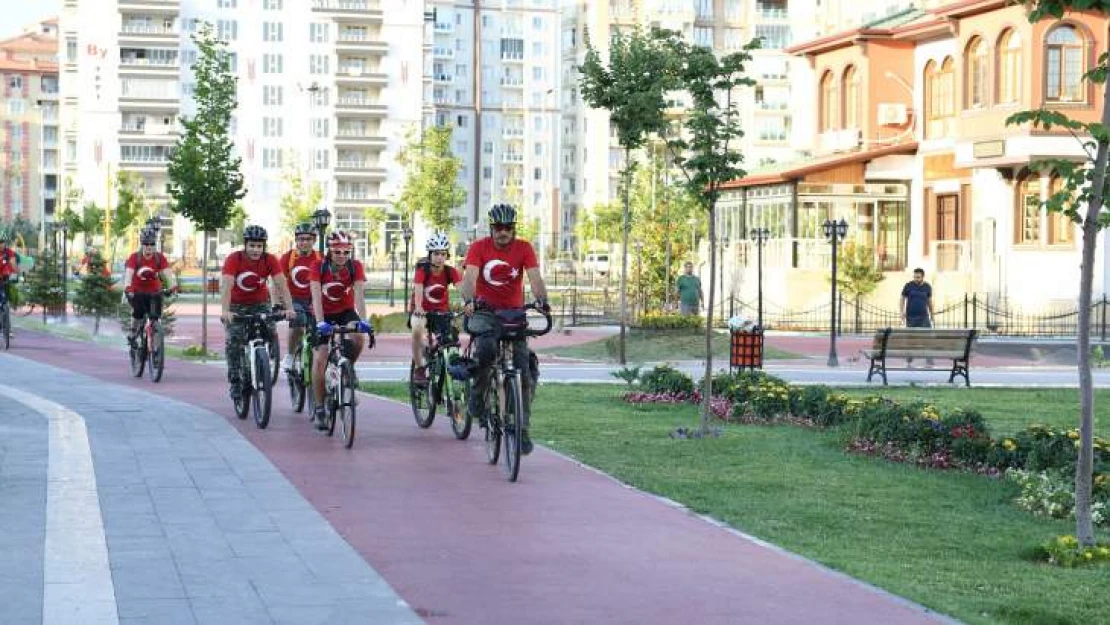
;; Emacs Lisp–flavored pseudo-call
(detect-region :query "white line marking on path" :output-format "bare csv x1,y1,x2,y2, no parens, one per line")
0,385,120,625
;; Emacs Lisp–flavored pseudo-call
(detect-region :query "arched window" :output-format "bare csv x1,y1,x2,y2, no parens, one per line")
966,36,989,108
842,65,859,129
923,60,937,134
939,57,956,116
1048,175,1075,245
998,29,1021,103
820,70,839,131
1046,24,1085,102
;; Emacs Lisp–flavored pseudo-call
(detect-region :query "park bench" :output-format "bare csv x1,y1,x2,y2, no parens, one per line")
862,327,978,386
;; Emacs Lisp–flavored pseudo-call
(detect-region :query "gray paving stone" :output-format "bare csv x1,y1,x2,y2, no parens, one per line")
224,530,292,559
117,598,198,624
177,560,260,600
190,595,274,625
110,555,186,601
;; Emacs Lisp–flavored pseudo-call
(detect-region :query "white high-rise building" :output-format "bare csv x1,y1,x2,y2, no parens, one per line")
58,0,423,262
426,0,562,260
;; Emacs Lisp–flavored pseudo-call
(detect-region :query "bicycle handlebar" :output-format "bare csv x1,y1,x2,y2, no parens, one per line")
231,309,287,324
463,302,553,338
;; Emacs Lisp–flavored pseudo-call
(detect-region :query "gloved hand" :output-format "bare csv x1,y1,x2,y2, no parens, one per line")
533,299,551,313
355,320,373,334
316,321,334,336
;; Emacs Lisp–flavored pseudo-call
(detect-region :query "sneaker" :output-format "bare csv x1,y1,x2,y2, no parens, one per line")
281,354,294,371
521,428,534,456
412,366,429,385
313,406,328,431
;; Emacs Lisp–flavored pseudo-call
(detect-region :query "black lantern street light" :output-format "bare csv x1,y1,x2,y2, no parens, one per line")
749,227,770,329
312,208,331,255
402,226,413,313
822,218,849,367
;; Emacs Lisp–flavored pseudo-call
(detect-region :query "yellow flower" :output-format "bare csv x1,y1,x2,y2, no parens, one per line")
1059,535,1079,548
1068,430,1080,440
1083,551,1094,560
1097,547,1110,557
1001,438,1017,451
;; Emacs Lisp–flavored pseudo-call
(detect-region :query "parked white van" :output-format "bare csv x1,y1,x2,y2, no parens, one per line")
583,253,610,276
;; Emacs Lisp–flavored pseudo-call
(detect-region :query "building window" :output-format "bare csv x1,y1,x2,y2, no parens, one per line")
8,75,23,90
966,36,989,108
263,0,283,9
1017,176,1041,244
263,147,283,169
842,65,859,129
1048,175,1075,246
263,22,284,42
263,117,282,137
925,58,955,138
309,54,329,75
263,53,283,74
998,29,1021,104
1045,24,1084,102
7,99,25,115
217,20,238,41
310,23,329,43
263,85,283,106
312,118,329,138
217,0,237,7
819,70,838,131
314,149,329,170
65,38,77,63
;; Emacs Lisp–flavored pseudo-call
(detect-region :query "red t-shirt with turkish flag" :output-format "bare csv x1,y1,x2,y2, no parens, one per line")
413,264,461,312
222,250,283,305
0,248,18,279
310,257,366,316
464,237,537,310
126,251,169,293
280,249,322,301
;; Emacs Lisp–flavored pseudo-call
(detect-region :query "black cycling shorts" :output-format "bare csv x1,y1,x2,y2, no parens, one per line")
314,309,361,346
129,292,163,320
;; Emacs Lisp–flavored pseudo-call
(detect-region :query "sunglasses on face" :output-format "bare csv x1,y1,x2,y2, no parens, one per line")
492,224,514,233
296,236,315,242
331,250,352,256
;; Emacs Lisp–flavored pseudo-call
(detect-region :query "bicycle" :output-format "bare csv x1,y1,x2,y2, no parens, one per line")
318,323,372,448
464,303,552,482
128,289,174,382
409,311,471,439
286,311,316,415
230,308,286,429
0,277,12,351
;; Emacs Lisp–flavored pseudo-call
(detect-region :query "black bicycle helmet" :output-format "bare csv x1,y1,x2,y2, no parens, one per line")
139,229,157,245
243,225,268,242
294,222,316,237
488,203,517,225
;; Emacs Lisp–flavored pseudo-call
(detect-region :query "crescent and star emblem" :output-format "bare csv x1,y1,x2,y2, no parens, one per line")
323,281,347,302
424,284,446,304
236,271,261,292
291,265,310,290
136,266,155,281
482,260,518,287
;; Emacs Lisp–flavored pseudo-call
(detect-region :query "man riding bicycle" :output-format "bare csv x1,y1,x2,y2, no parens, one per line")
460,203,549,455
0,233,21,309
411,231,461,385
123,228,178,347
220,225,295,400
310,230,373,430
280,222,323,372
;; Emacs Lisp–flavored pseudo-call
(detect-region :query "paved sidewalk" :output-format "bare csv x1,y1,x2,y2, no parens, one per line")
4,331,956,624
0,355,421,625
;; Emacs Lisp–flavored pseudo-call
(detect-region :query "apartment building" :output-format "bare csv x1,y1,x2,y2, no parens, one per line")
722,0,1110,311
0,19,59,232
427,0,562,259
58,0,422,262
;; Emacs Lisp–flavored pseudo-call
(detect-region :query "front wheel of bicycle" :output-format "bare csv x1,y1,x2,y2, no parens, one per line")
147,322,165,383
338,361,357,448
1,305,10,351
267,334,281,385
409,361,437,429
288,343,306,413
447,381,471,441
129,336,146,378
484,382,501,465
251,348,273,429
501,373,525,482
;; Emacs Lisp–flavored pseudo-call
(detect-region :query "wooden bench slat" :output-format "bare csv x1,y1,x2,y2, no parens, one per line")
863,327,977,387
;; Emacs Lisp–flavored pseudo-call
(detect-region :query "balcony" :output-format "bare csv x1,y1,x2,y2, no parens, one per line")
335,159,387,179
119,81,180,109
502,152,524,164
43,189,58,200
755,101,789,112
336,95,388,117
759,71,789,83
120,22,178,45
502,127,524,139
433,46,455,59
336,33,388,54
499,76,524,88
312,0,383,22
500,52,524,63
119,0,180,14
336,65,388,86
434,73,453,84
500,178,523,189
434,22,453,34
120,55,179,76
334,128,387,148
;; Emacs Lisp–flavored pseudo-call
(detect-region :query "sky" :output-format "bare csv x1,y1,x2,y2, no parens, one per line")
0,0,59,40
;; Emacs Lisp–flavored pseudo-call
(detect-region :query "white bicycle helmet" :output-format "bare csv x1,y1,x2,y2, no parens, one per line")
425,232,450,253
327,230,354,249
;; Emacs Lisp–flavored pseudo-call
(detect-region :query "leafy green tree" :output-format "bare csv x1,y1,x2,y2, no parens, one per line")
832,242,885,333
656,30,758,432
396,125,466,230
72,250,118,334
24,247,63,324
0,215,39,252
1004,0,1110,547
363,206,387,259
167,21,246,353
110,171,145,262
279,167,324,230
579,27,676,363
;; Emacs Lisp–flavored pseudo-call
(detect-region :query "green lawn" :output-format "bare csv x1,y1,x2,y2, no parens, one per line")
359,380,1109,625
538,328,801,362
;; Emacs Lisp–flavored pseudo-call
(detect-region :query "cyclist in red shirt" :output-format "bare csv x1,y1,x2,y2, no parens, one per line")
122,228,178,346
220,225,295,400
0,232,23,310
279,222,323,371
310,230,373,429
459,204,549,455
410,232,461,385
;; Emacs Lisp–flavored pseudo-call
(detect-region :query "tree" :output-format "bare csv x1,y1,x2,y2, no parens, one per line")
1004,0,1110,548
0,215,38,252
363,206,387,260
657,30,758,433
279,167,324,230
579,27,676,363
833,242,885,333
110,171,145,262
167,21,246,354
72,250,118,334
396,125,466,230
24,247,63,324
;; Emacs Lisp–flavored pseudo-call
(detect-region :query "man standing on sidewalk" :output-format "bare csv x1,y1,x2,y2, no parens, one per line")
900,267,934,366
676,262,703,316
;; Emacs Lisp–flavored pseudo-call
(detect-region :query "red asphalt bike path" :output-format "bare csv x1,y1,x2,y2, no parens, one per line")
9,331,954,625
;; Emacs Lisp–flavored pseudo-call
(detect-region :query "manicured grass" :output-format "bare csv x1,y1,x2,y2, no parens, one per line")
538,328,801,362
359,381,1109,625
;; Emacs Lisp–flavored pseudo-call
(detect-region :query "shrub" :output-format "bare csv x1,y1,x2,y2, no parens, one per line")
636,313,703,331
747,379,792,420
1008,469,1110,527
989,424,1110,473
640,364,694,395
1033,535,1110,568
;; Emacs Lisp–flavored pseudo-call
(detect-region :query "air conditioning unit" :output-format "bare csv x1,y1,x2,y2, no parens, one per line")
877,103,908,126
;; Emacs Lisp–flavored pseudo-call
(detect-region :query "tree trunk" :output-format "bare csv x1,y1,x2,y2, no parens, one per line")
618,150,632,365
701,200,716,434
201,231,210,357
94,314,100,336
1072,79,1110,547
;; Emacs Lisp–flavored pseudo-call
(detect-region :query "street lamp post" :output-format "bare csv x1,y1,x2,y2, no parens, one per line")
387,233,396,308
312,208,331,255
719,234,729,324
59,220,69,321
823,218,849,367
402,226,413,313
750,227,769,328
